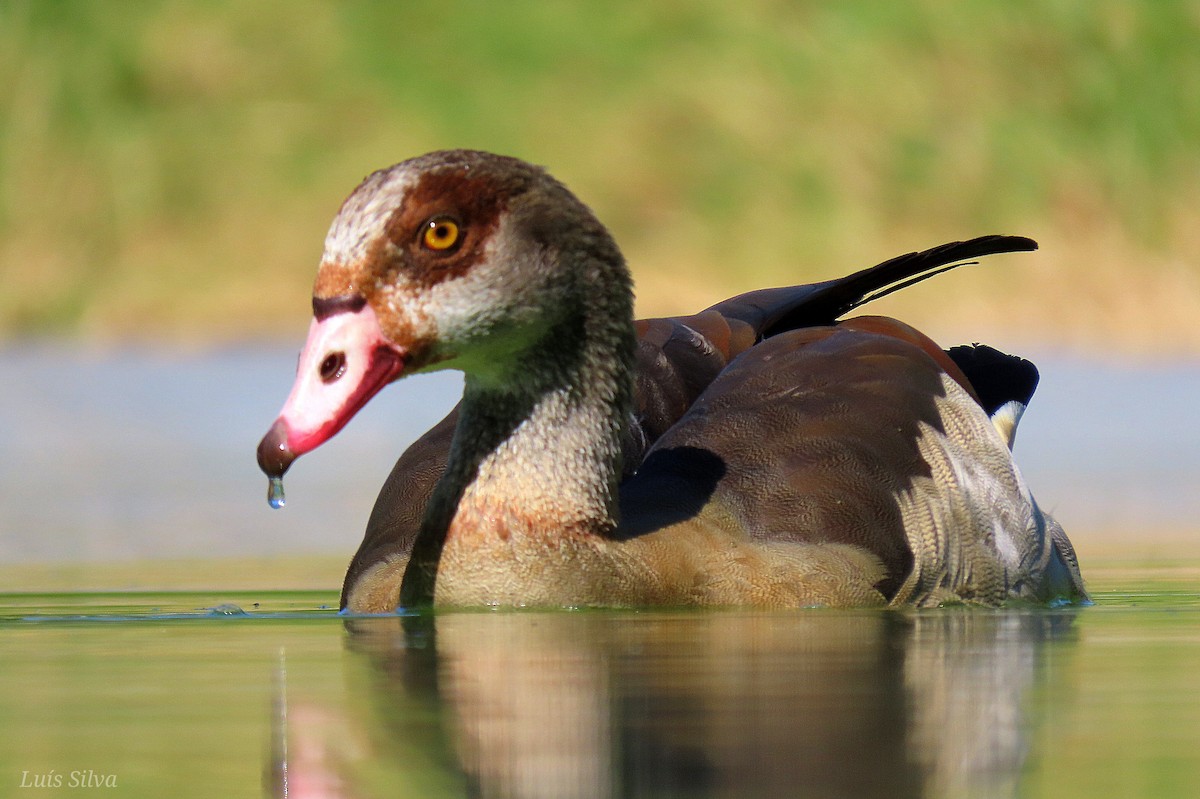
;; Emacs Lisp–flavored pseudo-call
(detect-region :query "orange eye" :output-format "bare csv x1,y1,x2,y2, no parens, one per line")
422,217,461,251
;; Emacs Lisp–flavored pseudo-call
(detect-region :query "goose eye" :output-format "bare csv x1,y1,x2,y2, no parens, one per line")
421,217,461,252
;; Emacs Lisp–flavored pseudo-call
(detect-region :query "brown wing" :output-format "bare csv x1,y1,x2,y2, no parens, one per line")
617,318,961,599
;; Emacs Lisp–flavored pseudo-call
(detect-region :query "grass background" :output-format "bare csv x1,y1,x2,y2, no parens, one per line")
2,1,1197,352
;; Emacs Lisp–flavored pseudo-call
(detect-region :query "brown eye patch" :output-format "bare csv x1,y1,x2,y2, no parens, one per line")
378,156,537,287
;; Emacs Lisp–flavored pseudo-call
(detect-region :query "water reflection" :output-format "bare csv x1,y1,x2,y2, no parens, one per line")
273,609,1078,799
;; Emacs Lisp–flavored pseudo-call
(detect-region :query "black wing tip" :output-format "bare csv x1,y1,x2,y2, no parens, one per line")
757,234,1039,338
918,234,1038,263
968,233,1038,254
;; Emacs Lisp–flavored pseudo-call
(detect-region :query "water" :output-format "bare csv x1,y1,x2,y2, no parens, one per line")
1,344,1197,562
1,573,1199,799
268,477,286,510
0,344,465,562
1,345,1199,796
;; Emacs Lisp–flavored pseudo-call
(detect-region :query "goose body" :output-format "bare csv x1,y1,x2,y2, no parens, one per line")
257,150,1085,611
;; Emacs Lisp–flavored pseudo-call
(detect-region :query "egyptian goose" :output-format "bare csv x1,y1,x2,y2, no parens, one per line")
257,150,1085,611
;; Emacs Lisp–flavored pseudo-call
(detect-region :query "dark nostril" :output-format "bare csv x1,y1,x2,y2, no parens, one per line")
319,352,347,383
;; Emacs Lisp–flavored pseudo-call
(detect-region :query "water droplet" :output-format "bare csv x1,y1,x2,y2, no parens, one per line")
268,476,286,509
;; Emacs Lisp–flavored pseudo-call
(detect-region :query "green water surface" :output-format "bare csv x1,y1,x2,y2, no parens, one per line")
1,565,1198,799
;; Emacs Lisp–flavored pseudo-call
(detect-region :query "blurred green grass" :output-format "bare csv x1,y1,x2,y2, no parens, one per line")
2,1,1197,349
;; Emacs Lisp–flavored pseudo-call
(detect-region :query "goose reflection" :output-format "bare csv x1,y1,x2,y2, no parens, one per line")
271,609,1078,798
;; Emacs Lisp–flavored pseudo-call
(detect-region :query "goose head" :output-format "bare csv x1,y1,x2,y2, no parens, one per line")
257,150,632,482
